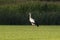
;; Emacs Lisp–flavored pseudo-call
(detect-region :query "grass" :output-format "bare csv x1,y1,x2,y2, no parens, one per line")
0,25,60,40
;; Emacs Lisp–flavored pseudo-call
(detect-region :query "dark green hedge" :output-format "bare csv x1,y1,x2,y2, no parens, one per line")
0,2,60,25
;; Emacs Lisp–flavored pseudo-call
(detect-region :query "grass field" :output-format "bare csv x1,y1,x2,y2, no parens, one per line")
0,25,60,40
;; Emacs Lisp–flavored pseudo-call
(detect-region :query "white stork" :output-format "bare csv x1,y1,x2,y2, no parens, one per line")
29,12,39,27
29,12,35,25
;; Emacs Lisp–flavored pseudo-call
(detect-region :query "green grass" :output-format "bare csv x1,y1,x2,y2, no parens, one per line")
0,25,60,40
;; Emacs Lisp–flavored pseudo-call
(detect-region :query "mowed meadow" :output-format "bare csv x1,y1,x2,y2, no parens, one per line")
0,25,60,40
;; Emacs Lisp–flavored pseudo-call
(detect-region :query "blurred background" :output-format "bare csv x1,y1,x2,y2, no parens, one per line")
0,0,60,25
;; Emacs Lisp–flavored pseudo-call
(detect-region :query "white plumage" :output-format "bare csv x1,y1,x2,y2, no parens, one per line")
29,18,35,23
29,12,35,25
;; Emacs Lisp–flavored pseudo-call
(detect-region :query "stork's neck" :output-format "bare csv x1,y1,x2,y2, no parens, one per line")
29,13,32,18
29,14,31,18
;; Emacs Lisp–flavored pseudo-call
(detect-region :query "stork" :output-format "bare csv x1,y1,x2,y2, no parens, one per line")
29,12,39,27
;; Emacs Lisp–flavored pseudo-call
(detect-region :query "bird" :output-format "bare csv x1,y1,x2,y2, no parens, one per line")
29,12,39,27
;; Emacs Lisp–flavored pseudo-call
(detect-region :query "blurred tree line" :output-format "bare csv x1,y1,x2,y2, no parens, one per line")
0,1,60,25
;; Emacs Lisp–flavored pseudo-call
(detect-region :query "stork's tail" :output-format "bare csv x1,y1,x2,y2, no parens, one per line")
35,22,39,27
36,24,39,27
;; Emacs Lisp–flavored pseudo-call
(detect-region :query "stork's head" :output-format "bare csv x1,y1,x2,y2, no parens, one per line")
29,12,31,16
